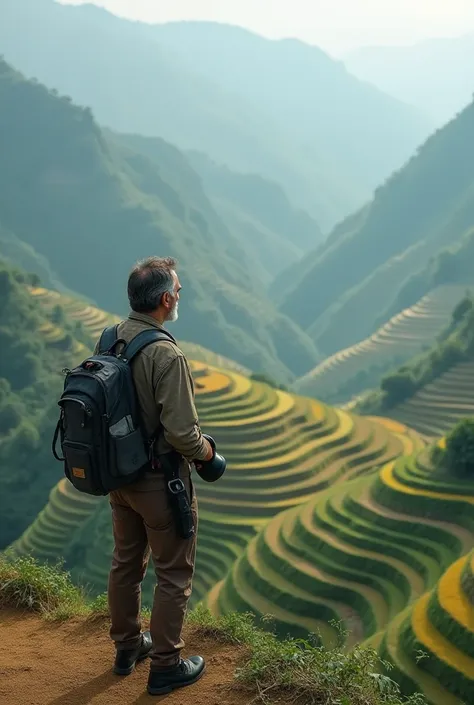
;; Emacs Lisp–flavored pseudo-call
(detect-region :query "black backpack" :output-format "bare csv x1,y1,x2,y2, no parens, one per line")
52,324,176,496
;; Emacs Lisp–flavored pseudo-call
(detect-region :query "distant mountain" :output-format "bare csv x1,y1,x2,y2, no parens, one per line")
346,34,474,125
0,1,431,230
0,57,321,381
152,21,431,215
274,96,474,355
185,151,321,281
109,134,319,284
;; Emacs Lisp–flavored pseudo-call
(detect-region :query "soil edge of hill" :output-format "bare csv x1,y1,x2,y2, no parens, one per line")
0,609,250,705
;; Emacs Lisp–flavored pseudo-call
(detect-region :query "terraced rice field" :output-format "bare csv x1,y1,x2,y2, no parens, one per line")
388,360,474,439
7,354,416,606
294,285,466,405
210,441,474,655
375,549,474,704
29,286,250,374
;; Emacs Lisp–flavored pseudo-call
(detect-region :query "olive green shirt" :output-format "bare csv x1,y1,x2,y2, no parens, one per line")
94,312,208,463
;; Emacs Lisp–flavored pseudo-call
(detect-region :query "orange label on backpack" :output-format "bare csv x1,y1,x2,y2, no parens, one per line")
72,467,86,479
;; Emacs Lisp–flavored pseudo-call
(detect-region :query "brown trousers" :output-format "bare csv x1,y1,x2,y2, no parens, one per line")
108,470,197,671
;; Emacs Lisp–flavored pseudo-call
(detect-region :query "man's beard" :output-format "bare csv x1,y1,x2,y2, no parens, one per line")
166,300,179,322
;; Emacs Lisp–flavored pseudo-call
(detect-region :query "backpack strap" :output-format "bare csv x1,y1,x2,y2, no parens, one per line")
121,328,177,363
98,324,119,354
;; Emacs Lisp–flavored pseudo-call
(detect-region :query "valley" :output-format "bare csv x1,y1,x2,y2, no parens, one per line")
1,5,474,704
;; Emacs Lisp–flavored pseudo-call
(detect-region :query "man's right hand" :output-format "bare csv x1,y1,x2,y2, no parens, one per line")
203,438,214,461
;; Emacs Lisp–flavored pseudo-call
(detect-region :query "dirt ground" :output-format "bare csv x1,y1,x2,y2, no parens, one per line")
0,610,253,705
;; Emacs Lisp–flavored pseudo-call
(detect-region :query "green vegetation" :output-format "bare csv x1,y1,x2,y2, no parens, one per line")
379,227,474,328
8,343,412,607
0,554,87,619
249,372,288,391
112,140,320,285
357,294,474,417
294,285,464,406
275,94,474,355
0,555,427,705
212,438,474,702
0,55,321,382
0,259,92,549
374,550,474,705
432,419,474,479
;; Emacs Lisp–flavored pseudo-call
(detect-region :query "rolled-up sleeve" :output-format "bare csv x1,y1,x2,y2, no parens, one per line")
153,354,208,460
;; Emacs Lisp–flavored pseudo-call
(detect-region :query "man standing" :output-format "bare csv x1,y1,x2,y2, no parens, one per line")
103,256,214,695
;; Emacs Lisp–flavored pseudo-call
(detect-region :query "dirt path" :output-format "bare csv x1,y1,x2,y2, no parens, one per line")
0,611,251,705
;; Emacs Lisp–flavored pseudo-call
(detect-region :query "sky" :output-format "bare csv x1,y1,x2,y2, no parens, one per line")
59,0,474,55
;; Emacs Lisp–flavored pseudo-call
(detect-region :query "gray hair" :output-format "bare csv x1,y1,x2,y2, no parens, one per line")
127,256,177,313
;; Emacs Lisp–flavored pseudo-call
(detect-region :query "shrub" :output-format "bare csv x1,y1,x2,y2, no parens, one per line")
250,372,288,391
380,370,417,405
188,607,427,705
451,295,473,325
434,418,474,479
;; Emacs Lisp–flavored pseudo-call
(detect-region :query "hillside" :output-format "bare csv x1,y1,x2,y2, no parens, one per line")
372,549,474,705
275,96,474,355
0,0,386,231
0,267,252,552
0,56,321,381
110,135,320,283
186,150,318,281
346,34,474,125
380,225,474,326
8,362,416,607
357,294,474,437
210,436,474,702
0,259,95,549
293,284,465,405
5,282,420,605
0,561,427,705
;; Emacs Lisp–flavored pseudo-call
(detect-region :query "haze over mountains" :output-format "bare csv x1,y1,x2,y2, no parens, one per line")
0,0,431,231
346,33,474,125
0,56,323,382
276,94,474,355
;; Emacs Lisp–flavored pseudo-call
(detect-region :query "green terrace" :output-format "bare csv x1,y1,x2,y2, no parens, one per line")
211,442,474,662
294,285,465,406
389,361,474,438
6,360,417,610
374,550,474,704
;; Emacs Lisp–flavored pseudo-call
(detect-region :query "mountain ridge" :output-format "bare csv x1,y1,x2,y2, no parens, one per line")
0,0,432,230
0,56,321,381
276,94,474,354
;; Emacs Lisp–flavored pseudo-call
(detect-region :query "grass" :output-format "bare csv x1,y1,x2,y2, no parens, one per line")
0,555,427,705
0,553,87,620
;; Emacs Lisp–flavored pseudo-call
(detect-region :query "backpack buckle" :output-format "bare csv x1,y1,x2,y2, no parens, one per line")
168,478,185,495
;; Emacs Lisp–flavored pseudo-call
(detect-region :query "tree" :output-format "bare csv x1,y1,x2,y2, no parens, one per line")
380,370,417,405
438,418,474,479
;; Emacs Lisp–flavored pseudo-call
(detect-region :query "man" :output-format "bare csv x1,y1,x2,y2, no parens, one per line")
101,256,214,695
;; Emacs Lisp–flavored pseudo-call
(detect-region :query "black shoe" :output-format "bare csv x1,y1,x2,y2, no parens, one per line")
147,656,206,695
113,631,153,676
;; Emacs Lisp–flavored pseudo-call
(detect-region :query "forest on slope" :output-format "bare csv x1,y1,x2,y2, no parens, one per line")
0,57,322,383
0,0,431,230
0,259,91,547
276,94,474,355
